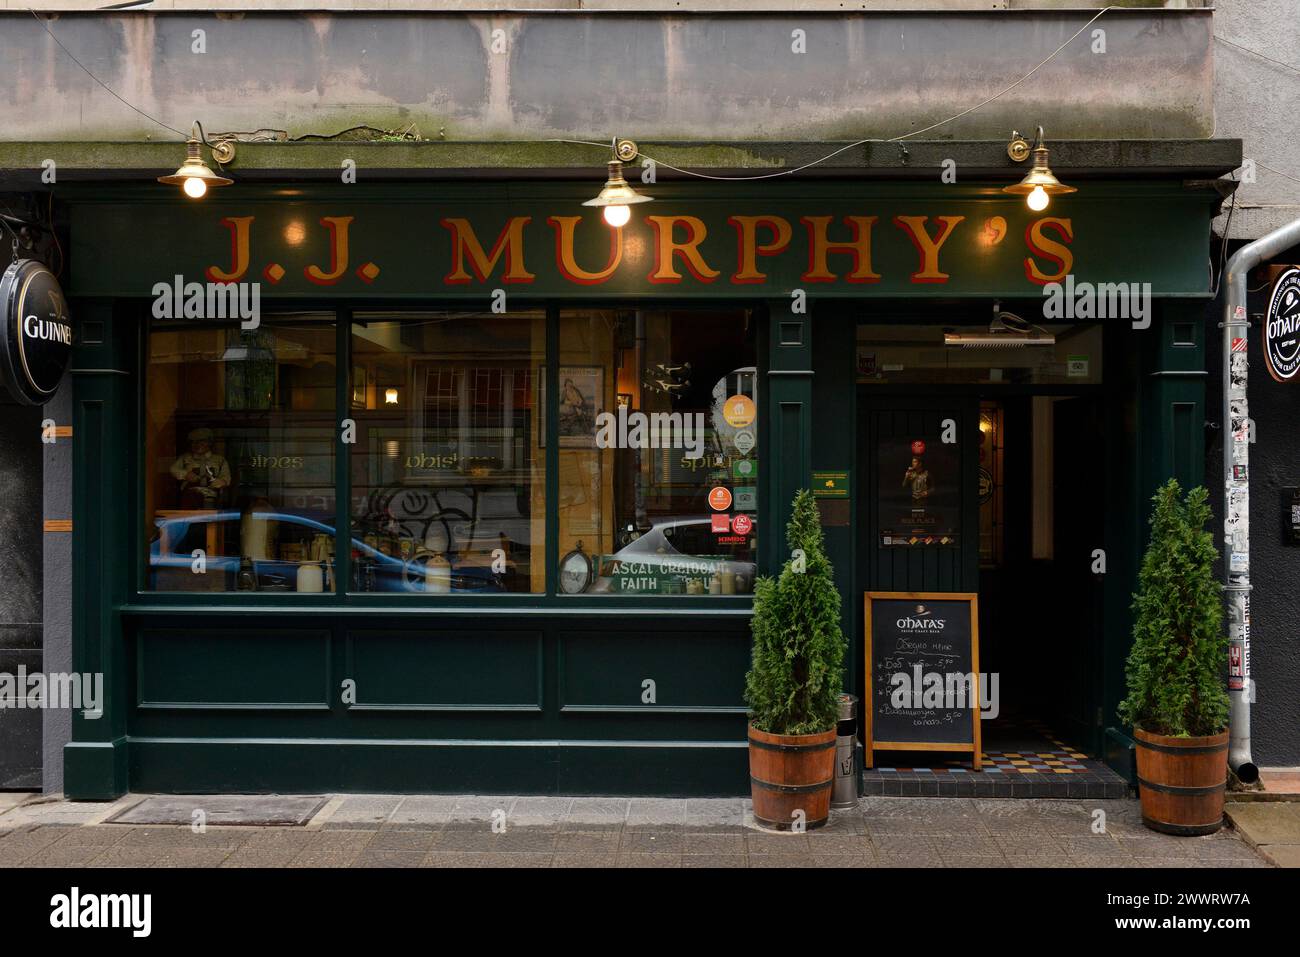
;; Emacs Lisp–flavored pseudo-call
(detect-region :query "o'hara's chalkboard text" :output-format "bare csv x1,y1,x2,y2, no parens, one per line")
864,592,982,770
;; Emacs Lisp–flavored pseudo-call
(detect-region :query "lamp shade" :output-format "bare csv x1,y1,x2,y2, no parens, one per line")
582,160,653,210
158,133,232,193
1003,131,1074,200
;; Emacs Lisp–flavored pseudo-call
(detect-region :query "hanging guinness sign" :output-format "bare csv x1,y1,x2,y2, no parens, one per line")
1264,265,1300,383
0,260,72,405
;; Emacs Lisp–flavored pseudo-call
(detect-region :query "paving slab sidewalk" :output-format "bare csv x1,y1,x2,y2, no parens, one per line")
0,794,1275,868
1225,802,1300,868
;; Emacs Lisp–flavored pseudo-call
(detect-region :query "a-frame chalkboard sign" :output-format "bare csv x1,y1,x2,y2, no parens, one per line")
864,591,982,770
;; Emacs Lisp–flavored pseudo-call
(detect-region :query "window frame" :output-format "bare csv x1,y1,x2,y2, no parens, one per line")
131,300,763,609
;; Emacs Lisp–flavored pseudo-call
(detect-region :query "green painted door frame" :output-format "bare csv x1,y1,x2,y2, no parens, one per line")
64,301,131,799
1102,303,1208,781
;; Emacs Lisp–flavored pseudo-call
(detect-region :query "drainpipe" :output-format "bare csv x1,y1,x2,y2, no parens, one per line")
1221,215,1300,784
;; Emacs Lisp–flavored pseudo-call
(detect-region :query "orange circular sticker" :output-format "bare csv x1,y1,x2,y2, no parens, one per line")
722,394,756,428
708,486,733,511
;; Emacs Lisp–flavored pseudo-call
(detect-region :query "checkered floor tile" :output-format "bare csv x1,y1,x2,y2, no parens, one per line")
859,715,1130,798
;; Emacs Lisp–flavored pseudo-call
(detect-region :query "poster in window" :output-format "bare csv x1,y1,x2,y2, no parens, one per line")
539,366,605,448
878,436,959,547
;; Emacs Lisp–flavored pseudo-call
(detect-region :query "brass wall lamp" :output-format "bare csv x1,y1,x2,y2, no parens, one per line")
1004,126,1074,211
583,138,653,228
158,122,234,198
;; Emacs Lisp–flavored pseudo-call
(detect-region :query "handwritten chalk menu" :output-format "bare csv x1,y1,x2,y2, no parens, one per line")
864,592,982,769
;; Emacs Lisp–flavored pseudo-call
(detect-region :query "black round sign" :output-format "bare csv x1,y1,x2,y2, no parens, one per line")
0,260,72,405
1265,266,1300,383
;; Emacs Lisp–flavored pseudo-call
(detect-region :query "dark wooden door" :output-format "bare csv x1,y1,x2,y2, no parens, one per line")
860,395,981,594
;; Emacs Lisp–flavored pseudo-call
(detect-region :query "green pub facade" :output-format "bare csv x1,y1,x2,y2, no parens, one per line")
53,157,1238,798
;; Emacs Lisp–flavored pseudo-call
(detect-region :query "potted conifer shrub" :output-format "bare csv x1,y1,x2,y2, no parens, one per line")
744,489,846,831
1119,479,1230,835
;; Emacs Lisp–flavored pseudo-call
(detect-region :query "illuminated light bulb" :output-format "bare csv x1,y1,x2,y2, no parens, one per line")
159,124,233,196
385,387,399,405
603,204,631,228
1026,185,1049,212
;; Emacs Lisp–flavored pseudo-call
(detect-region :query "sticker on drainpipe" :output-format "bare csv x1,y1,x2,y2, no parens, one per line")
1230,552,1248,573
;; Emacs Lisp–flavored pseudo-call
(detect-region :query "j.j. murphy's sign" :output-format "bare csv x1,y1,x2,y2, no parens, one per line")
68,186,1212,299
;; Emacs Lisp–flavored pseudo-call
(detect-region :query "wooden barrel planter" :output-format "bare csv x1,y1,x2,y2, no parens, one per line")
748,724,837,831
1134,727,1228,836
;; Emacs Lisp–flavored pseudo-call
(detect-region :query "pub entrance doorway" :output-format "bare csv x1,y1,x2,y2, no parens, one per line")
853,319,1125,796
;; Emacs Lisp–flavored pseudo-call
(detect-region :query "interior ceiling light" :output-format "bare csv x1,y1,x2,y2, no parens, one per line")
1003,126,1075,212
158,122,234,198
944,302,1057,348
583,138,652,228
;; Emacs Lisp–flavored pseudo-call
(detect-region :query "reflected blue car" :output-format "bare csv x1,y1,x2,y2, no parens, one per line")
149,510,505,593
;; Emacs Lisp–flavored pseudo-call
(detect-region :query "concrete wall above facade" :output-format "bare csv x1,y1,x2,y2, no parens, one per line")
0,3,1217,12
0,9,1213,144
1211,0,1300,241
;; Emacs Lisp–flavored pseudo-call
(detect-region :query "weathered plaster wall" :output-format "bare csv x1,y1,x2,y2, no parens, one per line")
1213,0,1300,241
0,3,1218,13
0,10,1213,143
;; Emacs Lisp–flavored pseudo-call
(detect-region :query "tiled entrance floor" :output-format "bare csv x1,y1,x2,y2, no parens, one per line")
863,715,1130,799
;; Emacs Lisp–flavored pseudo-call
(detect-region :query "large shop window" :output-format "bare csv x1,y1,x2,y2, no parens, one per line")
145,315,337,592
350,312,544,594
143,309,756,599
555,309,758,597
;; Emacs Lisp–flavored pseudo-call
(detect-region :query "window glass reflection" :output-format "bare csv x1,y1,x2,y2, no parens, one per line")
145,316,337,592
350,312,545,594
557,309,758,596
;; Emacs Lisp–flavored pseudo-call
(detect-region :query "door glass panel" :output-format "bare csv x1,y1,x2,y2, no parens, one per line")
876,426,962,549
978,402,1004,567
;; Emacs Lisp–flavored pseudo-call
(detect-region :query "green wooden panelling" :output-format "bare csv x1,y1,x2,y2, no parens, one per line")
345,630,544,711
763,301,813,576
115,610,751,795
1102,302,1208,780
810,311,858,693
136,628,332,710
65,301,132,800
128,739,749,797
557,629,750,713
